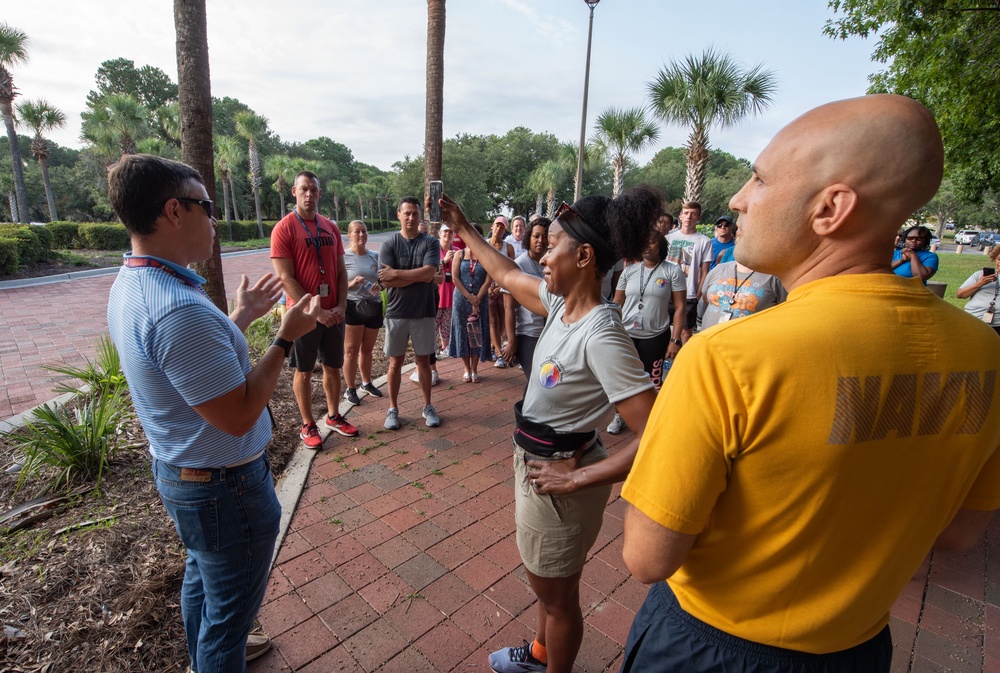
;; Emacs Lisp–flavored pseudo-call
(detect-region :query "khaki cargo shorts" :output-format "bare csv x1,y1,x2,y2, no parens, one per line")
513,441,612,578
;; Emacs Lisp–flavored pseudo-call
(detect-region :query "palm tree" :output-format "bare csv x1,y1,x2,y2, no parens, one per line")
175,0,225,310
156,102,181,144
326,178,345,222
82,93,149,156
528,160,565,219
424,0,445,201
215,134,243,225
647,49,777,204
15,99,65,221
0,23,29,222
234,110,267,237
265,154,296,216
594,107,659,198
0,163,16,222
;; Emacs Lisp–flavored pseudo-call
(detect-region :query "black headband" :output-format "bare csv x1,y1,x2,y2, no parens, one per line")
554,202,616,267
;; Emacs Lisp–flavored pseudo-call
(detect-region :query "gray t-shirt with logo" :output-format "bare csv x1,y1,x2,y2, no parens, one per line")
344,250,381,305
616,261,687,338
522,283,654,433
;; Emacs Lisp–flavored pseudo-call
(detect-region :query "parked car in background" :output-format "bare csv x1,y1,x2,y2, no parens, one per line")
956,229,980,246
978,232,1000,250
945,222,956,230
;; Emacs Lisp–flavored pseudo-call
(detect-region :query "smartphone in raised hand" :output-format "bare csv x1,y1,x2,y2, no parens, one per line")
429,180,444,222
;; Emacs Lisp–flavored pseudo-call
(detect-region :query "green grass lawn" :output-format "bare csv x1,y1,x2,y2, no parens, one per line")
932,252,990,309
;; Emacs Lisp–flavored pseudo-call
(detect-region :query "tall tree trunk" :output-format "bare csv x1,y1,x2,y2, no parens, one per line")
546,188,556,219
612,154,625,199
221,173,233,241
7,189,17,223
39,156,58,221
175,0,226,311
277,179,285,216
249,138,263,237
684,127,709,205
333,193,340,222
228,172,240,220
535,193,543,217
1,101,28,223
424,0,446,205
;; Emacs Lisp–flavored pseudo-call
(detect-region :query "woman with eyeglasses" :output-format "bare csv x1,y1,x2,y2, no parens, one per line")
891,225,938,284
439,189,659,673
957,245,1000,336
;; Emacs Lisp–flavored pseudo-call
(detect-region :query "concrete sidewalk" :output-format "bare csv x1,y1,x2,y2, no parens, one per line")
251,355,1000,673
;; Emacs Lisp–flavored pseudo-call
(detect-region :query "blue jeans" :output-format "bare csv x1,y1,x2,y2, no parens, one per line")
152,455,280,673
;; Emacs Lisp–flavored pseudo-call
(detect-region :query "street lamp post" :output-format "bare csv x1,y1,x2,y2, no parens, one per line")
574,0,600,203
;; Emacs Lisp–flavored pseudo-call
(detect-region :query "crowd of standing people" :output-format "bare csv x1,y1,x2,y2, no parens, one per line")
103,93,1000,673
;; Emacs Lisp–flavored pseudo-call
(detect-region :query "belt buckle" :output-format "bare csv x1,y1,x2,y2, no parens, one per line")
179,468,213,482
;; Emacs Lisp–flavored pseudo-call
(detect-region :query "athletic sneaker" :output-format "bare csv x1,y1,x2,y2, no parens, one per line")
606,413,626,435
422,404,440,427
385,407,401,430
494,356,508,369
300,422,323,449
361,382,383,398
438,349,450,359
431,370,440,386
488,640,546,673
245,632,272,662
344,388,361,405
409,369,421,382
325,413,359,437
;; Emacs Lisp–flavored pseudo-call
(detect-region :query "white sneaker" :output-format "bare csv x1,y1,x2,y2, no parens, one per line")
438,349,450,359
494,357,507,369
409,369,420,383
431,370,439,386
607,413,626,435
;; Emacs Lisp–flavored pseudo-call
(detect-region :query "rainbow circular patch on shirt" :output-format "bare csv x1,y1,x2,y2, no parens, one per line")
655,278,667,288
538,361,561,388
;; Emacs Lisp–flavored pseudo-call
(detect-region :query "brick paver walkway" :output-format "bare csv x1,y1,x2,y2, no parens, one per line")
2,249,997,672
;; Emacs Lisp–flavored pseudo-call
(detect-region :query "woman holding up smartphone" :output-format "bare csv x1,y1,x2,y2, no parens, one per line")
957,245,1000,336
440,189,660,673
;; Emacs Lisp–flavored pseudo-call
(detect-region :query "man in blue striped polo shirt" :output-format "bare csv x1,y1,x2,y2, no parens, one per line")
106,154,321,673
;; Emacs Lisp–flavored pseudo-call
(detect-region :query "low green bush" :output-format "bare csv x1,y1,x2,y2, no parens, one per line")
0,237,19,274
0,224,50,265
46,221,80,248
78,223,130,250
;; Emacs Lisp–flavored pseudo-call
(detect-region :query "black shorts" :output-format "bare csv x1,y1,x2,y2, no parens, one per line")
345,299,384,329
631,332,671,391
622,582,891,673
684,298,699,330
291,322,345,371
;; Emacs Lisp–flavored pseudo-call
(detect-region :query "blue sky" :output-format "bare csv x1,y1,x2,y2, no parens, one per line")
6,1,880,171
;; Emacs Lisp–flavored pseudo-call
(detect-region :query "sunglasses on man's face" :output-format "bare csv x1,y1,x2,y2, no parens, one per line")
174,197,214,219
716,222,732,228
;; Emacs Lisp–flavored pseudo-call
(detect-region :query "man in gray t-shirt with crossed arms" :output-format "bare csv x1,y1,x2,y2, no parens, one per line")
377,196,441,430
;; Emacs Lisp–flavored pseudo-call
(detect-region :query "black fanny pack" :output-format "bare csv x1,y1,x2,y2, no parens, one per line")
513,400,597,459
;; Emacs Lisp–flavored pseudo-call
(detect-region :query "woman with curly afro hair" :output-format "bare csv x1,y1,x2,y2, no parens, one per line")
439,187,661,673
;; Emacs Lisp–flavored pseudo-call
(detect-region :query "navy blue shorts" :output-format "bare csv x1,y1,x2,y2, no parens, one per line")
621,582,892,673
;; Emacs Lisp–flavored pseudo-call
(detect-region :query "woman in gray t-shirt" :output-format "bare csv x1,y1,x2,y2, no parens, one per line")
441,189,660,673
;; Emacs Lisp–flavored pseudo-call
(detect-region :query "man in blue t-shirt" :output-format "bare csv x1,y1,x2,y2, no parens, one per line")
106,154,321,673
711,215,736,269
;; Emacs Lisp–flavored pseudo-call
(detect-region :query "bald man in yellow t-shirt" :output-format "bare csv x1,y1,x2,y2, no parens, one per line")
620,95,1000,672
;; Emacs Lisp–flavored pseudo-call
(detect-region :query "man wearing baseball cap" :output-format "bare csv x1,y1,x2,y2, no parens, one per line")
711,215,736,269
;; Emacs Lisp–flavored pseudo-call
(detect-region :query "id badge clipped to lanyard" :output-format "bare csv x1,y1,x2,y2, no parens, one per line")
295,212,329,296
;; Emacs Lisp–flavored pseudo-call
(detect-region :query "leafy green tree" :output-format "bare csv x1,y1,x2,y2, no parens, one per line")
0,22,29,222
155,102,181,145
87,57,178,111
16,99,66,221
485,127,562,215
825,1,1000,200
82,93,150,156
594,106,659,198
528,160,566,218
647,49,776,204
215,134,243,224
264,154,295,216
234,110,268,236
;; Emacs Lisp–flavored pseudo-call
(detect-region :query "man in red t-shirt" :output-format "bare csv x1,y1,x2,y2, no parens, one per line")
271,171,359,447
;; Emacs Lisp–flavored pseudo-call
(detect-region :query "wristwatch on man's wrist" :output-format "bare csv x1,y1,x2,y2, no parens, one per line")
271,337,293,358
670,337,683,346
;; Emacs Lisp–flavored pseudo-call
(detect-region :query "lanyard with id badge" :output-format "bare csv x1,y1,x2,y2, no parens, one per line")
716,269,756,323
295,212,330,297
983,276,999,324
627,261,662,330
